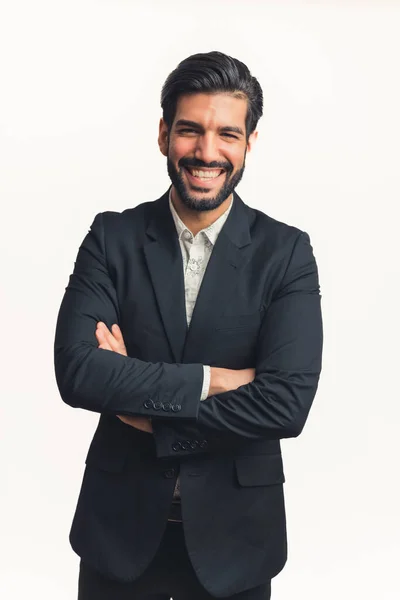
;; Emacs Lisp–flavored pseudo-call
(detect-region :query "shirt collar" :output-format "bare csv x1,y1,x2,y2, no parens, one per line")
168,188,234,246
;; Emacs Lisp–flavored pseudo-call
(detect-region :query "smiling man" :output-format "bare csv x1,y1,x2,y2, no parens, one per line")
54,51,323,600
164,92,252,220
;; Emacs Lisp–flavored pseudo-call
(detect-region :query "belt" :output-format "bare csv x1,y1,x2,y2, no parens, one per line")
167,500,182,523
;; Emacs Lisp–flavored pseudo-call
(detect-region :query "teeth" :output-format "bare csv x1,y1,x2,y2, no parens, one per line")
189,169,221,179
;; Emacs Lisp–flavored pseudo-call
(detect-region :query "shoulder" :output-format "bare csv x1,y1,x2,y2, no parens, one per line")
242,198,306,254
241,200,318,293
100,200,154,229
92,196,163,244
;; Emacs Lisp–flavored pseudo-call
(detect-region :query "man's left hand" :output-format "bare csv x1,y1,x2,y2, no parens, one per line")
118,414,153,433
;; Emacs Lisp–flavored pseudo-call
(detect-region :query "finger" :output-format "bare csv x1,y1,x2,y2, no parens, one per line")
97,322,113,337
111,323,123,341
97,325,126,357
98,322,117,337
112,324,126,348
98,323,120,352
96,328,113,351
96,327,108,342
117,415,152,433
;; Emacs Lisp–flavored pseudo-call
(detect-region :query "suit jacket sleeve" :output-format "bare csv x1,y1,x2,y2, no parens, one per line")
54,212,204,418
152,231,323,458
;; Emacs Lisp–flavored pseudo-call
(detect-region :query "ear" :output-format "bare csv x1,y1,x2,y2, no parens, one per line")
158,118,169,157
246,130,258,153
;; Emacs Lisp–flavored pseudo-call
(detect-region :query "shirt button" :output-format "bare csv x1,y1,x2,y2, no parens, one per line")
183,231,192,241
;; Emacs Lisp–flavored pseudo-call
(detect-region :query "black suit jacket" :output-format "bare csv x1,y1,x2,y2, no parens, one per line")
54,189,323,597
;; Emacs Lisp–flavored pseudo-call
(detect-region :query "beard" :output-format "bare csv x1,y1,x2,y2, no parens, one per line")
167,152,246,212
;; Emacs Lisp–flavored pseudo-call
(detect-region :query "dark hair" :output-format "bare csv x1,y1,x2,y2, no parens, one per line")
161,51,263,138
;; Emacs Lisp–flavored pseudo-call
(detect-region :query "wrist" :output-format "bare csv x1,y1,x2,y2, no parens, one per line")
209,367,230,396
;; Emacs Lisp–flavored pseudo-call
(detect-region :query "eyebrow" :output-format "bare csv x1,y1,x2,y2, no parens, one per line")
175,119,244,136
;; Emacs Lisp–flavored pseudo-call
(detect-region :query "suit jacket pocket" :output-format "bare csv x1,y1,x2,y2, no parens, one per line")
235,454,285,487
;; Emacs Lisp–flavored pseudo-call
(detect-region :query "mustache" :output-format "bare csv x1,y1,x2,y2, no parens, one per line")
179,157,233,172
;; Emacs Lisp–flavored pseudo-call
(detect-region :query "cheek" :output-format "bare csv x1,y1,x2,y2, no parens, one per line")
170,139,195,163
228,149,246,171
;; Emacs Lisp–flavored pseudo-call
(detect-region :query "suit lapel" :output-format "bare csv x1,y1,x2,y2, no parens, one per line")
143,190,253,364
143,191,188,363
182,192,253,362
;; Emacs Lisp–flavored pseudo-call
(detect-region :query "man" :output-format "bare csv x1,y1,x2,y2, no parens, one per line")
54,51,323,600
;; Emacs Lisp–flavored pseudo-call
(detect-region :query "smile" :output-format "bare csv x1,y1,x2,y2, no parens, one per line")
183,167,225,185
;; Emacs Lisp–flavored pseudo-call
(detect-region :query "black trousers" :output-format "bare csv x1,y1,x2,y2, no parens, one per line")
78,522,271,600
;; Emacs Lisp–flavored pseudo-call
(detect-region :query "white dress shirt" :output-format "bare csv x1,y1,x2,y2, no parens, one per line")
168,189,234,506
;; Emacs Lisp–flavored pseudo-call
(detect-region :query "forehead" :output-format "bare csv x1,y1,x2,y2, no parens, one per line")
173,93,247,128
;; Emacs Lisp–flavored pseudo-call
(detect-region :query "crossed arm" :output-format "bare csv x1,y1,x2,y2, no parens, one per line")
55,213,322,455
94,321,256,434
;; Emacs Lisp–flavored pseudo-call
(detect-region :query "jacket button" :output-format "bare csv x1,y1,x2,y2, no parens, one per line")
171,404,181,412
190,441,198,450
153,401,162,410
181,441,190,450
199,440,208,449
172,442,182,452
144,398,153,409
163,468,175,479
162,402,171,411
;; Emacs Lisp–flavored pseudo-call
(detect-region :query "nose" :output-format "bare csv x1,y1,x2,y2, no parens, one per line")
194,132,220,166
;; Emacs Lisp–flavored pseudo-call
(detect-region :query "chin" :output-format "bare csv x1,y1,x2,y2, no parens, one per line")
179,189,229,212
188,185,223,197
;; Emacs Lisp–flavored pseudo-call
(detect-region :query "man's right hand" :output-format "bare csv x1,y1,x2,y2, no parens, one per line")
208,367,256,397
95,322,127,356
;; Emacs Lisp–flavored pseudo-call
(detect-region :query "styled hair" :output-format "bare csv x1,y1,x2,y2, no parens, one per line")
161,51,263,138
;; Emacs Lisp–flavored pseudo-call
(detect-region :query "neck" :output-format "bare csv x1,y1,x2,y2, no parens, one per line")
170,187,232,236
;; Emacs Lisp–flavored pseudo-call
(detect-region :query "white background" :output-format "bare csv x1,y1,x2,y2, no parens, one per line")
1,1,399,598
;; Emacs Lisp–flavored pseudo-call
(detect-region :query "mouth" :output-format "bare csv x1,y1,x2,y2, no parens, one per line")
183,166,226,187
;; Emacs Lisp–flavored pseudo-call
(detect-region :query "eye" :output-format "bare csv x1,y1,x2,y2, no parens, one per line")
178,128,198,135
221,133,239,140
